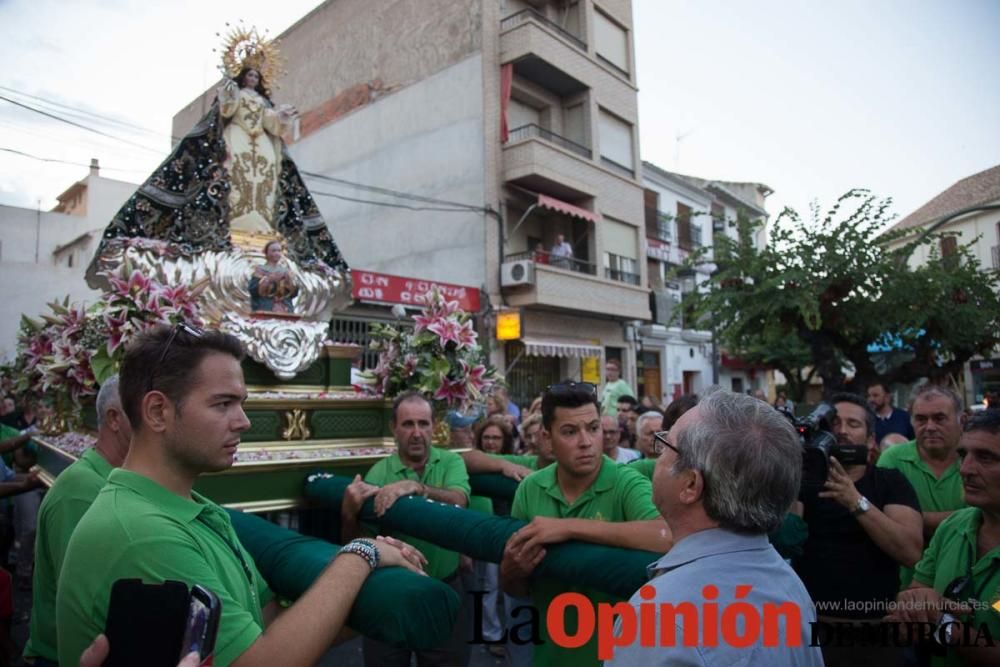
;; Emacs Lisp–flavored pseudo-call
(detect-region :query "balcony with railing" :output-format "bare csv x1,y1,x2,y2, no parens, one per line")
504,249,597,276
507,124,591,159
502,251,649,319
500,8,586,52
601,156,635,179
503,124,596,201
596,54,630,80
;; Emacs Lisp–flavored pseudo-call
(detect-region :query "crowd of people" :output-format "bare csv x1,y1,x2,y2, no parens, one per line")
2,331,998,666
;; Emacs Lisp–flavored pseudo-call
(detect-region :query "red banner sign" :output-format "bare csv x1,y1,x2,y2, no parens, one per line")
351,269,481,312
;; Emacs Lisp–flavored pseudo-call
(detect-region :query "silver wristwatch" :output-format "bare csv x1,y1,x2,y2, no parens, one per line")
935,613,958,646
851,495,871,516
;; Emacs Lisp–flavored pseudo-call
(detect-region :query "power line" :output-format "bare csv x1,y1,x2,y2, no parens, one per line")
1,148,487,212
0,85,168,139
0,94,164,154
0,88,494,214
0,147,149,174
302,171,487,212
309,189,485,214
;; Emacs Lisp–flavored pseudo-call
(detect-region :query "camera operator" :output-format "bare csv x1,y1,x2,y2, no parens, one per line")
792,392,923,667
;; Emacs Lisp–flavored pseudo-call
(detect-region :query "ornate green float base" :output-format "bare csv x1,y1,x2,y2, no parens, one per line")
35,343,409,512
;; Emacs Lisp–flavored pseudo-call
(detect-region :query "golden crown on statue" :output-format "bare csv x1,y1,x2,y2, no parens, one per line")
216,22,286,92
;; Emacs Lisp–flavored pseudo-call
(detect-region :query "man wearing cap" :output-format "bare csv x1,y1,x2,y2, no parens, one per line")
500,380,671,667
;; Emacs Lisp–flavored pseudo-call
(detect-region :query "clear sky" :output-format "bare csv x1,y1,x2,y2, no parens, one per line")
1,0,998,225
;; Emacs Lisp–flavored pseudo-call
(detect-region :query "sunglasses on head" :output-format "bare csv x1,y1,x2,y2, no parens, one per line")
146,323,205,394
545,381,597,397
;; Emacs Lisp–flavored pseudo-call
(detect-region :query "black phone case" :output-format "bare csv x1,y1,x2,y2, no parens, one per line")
187,584,222,659
104,579,190,667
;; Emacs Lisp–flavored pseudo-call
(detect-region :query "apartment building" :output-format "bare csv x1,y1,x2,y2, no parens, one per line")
639,160,772,403
172,0,648,405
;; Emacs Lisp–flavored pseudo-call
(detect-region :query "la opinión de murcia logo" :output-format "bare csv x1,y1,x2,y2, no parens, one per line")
467,585,999,660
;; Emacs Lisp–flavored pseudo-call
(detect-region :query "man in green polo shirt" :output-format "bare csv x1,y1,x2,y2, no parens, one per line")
500,380,671,667
879,384,967,586
341,391,470,667
888,409,1000,666
56,326,423,667
24,375,131,666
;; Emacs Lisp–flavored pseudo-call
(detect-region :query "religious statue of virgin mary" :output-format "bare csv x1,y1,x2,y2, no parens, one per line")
85,25,351,378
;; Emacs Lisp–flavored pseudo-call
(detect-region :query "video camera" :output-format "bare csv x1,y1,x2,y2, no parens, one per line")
783,403,869,490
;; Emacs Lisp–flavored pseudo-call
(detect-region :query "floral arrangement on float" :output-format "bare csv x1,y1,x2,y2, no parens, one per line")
356,288,499,438
0,265,204,430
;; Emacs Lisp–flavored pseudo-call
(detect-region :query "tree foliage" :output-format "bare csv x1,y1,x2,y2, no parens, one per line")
681,189,1000,398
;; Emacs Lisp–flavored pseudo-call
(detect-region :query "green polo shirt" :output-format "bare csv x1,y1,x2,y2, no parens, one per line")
56,469,272,667
511,456,660,667
25,448,113,661
600,379,634,416
364,446,470,580
878,441,966,586
499,453,542,470
626,457,657,479
913,507,1000,667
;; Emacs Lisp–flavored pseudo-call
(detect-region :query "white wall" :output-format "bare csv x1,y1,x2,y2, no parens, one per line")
902,206,1000,270
0,206,92,265
0,262,100,359
289,54,488,289
0,173,137,358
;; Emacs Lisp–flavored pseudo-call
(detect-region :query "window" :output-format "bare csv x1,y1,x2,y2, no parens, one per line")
508,98,541,130
940,235,958,269
676,202,693,250
605,253,639,285
711,203,726,233
690,221,703,249
643,189,658,237
562,102,586,147
604,217,639,285
594,9,629,75
598,109,634,172
604,217,638,260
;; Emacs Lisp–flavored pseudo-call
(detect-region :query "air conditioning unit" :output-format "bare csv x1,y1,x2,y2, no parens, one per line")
501,260,535,287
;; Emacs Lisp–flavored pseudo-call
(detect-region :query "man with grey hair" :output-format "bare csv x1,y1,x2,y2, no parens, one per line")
608,389,822,666
24,375,132,665
635,410,663,459
878,384,967,587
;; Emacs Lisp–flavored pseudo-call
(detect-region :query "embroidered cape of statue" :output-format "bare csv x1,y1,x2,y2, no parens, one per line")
85,100,348,288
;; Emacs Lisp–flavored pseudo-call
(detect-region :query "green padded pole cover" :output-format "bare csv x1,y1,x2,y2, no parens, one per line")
226,508,459,649
468,473,519,501
304,474,660,599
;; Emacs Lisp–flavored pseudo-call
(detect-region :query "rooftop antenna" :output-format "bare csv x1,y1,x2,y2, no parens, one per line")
674,127,695,168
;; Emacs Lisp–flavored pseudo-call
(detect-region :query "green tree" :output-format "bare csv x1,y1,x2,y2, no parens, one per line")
680,189,1000,398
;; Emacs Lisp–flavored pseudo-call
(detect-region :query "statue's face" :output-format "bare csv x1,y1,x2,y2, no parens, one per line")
243,69,261,90
265,243,282,263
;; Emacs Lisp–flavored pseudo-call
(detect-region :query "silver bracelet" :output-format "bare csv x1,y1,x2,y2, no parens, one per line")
338,538,380,571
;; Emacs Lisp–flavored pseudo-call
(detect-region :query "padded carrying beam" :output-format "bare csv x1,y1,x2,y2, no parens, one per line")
304,474,660,599
227,508,459,649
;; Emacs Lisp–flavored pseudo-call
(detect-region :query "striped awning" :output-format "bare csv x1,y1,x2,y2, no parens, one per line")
522,336,602,358
537,194,598,223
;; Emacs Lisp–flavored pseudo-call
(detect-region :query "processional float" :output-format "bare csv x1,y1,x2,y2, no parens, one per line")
29,24,659,648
